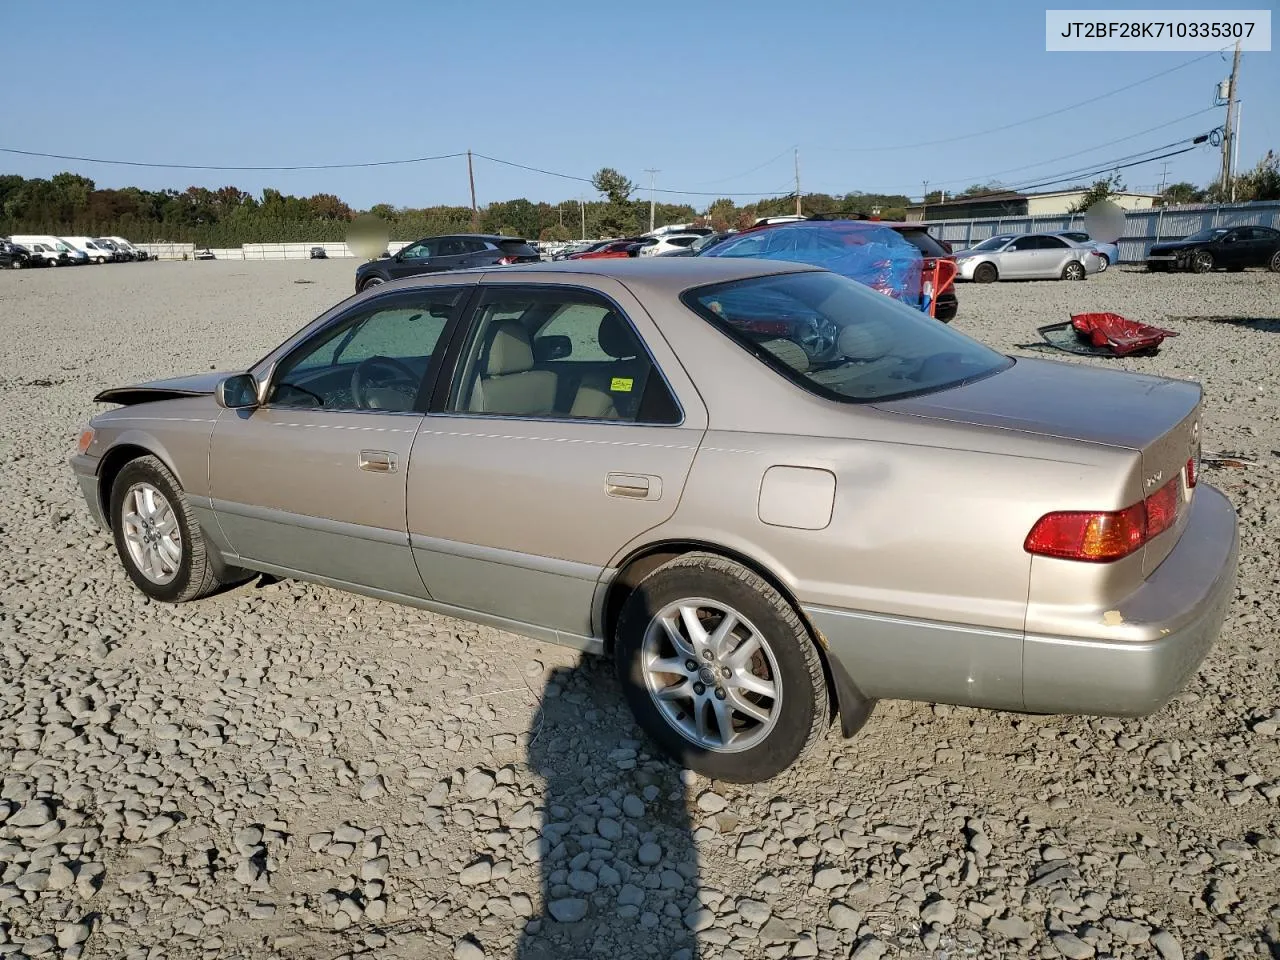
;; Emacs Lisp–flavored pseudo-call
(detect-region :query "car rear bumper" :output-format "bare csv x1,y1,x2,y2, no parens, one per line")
803,483,1237,720
1022,482,1238,715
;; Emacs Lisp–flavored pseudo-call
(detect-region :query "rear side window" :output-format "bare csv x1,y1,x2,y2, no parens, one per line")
498,240,538,258
668,236,697,248
683,271,1010,403
449,288,680,423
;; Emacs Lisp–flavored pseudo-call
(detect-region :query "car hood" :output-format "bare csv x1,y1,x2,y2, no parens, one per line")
1148,240,1200,254
874,356,1199,450
95,370,231,405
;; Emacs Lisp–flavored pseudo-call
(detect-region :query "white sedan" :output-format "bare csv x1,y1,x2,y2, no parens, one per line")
955,233,1102,282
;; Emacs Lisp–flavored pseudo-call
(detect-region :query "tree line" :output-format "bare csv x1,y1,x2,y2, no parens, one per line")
0,167,914,246
2,154,1275,247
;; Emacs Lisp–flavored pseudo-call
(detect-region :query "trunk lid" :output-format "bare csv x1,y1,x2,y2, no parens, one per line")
876,357,1202,573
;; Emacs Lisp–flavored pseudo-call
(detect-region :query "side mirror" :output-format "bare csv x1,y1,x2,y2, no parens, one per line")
1223,235,1236,243
216,373,260,409
534,335,572,362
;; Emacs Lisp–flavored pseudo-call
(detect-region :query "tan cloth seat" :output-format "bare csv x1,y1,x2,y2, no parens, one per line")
567,311,646,420
469,321,557,416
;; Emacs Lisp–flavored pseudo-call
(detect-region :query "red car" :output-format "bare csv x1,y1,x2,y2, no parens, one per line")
569,240,640,260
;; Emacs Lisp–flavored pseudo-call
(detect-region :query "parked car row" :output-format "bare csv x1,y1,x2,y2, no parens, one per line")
3,234,151,268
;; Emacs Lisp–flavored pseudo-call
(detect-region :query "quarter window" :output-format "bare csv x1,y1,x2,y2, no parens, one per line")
269,290,462,412
448,288,680,423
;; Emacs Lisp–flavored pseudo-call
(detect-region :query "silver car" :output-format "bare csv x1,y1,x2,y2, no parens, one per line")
69,258,1236,782
956,232,1101,282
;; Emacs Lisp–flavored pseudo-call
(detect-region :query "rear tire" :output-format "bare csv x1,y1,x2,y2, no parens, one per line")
109,455,225,603
1062,260,1086,281
614,553,829,783
973,262,998,284
1269,250,1280,273
1190,250,1214,274
360,276,386,291
1097,253,1110,271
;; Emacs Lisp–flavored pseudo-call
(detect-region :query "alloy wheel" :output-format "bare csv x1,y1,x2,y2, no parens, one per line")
120,482,182,584
641,597,782,753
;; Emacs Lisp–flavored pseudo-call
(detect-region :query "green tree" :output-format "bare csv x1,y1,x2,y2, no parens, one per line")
1160,181,1204,205
540,223,572,242
1068,173,1125,213
1236,150,1280,201
591,167,634,204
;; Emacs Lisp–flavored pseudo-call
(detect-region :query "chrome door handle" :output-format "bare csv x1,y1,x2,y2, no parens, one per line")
607,473,661,500
359,450,397,473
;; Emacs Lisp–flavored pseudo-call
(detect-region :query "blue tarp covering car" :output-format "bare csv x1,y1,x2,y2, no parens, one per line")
702,220,924,307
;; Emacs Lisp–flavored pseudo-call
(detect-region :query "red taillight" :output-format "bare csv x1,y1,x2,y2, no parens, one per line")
1186,456,1197,488
1024,476,1182,562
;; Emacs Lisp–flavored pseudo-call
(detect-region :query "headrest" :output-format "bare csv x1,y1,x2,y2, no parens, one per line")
598,311,638,359
486,321,534,375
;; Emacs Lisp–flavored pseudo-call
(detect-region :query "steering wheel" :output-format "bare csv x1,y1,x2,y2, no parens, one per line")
350,355,419,409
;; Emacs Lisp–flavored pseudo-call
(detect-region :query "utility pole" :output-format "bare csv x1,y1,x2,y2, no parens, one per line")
1219,40,1241,197
922,180,930,215
793,148,802,217
644,168,660,233
1158,161,1170,195
579,196,586,241
467,150,478,232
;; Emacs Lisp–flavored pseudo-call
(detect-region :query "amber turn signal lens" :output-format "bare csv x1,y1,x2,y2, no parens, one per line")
76,428,95,454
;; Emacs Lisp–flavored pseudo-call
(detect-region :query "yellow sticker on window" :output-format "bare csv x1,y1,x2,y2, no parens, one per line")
610,377,634,392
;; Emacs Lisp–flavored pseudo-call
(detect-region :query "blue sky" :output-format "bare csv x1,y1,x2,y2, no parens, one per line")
2,1,1275,210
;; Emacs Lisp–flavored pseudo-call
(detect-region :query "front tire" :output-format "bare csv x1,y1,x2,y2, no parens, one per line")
95,256,106,265
1096,253,1110,272
1191,250,1214,274
1269,250,1280,273
1062,260,1086,281
973,262,998,284
109,455,225,603
614,553,829,783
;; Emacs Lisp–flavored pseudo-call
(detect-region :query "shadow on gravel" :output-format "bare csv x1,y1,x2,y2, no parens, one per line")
1166,315,1280,334
517,658,699,960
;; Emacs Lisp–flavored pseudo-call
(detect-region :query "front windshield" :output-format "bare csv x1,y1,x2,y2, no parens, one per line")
971,235,1013,251
1184,228,1228,242
682,271,1011,403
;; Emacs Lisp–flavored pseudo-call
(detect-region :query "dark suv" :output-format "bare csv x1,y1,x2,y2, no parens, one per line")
355,234,540,291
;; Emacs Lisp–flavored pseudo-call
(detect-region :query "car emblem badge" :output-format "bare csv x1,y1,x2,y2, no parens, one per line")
1145,470,1163,489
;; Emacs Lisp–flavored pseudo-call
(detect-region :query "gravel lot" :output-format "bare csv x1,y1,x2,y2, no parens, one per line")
1,260,1278,960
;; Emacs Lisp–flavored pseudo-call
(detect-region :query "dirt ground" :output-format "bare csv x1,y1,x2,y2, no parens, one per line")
0,259,1277,960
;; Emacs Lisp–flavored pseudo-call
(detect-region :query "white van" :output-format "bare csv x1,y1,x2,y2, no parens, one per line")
8,235,81,265
62,236,116,264
105,236,145,260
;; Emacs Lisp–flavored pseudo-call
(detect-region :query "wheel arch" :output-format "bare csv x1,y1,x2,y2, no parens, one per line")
601,538,875,738
95,437,184,530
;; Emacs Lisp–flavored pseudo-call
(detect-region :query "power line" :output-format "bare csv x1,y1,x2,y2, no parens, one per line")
885,107,1216,194
688,145,796,187
0,146,467,171
471,153,790,197
810,48,1223,153
1001,144,1201,194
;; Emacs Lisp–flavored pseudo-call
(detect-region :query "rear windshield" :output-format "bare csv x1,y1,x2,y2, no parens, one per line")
498,239,538,257
894,228,948,258
682,271,1010,403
